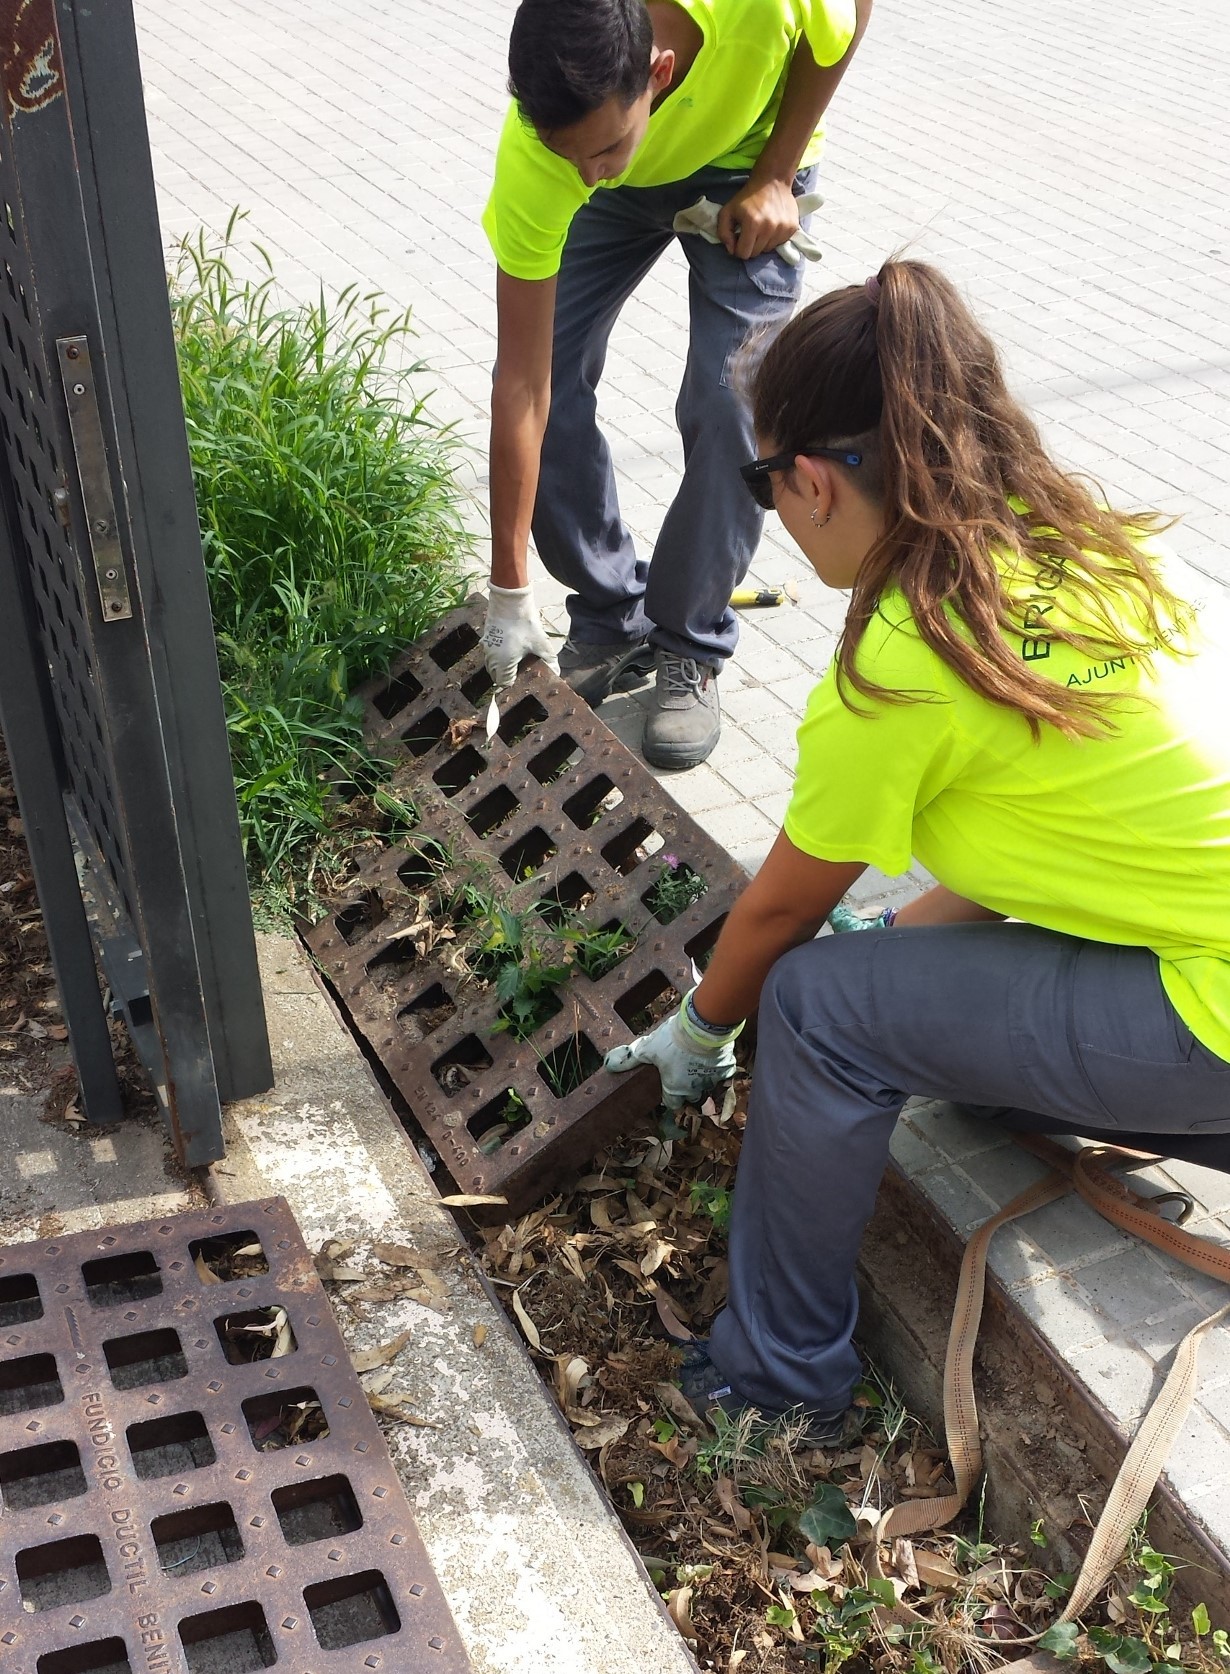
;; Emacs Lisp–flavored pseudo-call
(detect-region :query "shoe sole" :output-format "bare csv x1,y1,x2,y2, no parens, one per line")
641,726,721,771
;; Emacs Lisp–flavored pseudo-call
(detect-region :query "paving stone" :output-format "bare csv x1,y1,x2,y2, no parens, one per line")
1012,1275,1107,1357
1066,1336,1165,1427
1072,1246,1197,1331
1011,1193,1135,1273
904,1101,1015,1164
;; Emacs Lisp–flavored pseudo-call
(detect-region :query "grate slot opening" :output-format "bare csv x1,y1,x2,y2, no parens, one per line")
497,694,548,744
538,871,595,927
601,818,663,875
563,774,624,830
271,1472,363,1546
615,971,682,1036
685,913,728,973
500,827,557,881
242,1386,329,1451
179,1602,276,1672
433,744,486,798
16,1533,110,1613
537,1033,602,1100
396,839,450,889
334,890,387,946
432,1034,494,1094
371,668,424,719
36,1639,132,1674
401,705,449,758
0,1439,87,1511
466,784,518,837
461,666,495,704
430,623,480,669
81,1249,162,1308
0,1351,64,1416
529,733,584,785
187,1231,268,1283
366,936,422,984
0,1270,42,1326
304,1568,401,1651
151,1501,243,1575
642,860,708,926
397,982,457,1041
213,1306,297,1365
103,1327,188,1390
127,1410,217,1480
468,1089,532,1153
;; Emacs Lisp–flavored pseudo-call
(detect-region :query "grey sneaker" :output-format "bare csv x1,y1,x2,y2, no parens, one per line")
558,637,654,706
642,653,720,770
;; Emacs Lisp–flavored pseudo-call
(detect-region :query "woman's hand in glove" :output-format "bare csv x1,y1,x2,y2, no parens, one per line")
604,990,743,1110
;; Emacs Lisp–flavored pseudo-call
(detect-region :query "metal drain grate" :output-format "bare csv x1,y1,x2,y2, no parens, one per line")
304,599,746,1216
0,1200,470,1673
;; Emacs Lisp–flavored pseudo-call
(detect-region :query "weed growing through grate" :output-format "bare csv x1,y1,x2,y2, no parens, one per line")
643,855,708,924
537,1033,602,1099
171,212,470,914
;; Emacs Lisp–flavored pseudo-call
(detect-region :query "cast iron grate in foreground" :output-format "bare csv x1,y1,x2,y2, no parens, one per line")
305,599,746,1216
0,1200,470,1673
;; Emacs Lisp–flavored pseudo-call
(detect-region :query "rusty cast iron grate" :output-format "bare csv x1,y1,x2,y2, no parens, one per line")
304,600,747,1216
0,1200,470,1673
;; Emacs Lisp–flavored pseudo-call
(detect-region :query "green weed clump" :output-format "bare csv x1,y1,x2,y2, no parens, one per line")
172,214,471,910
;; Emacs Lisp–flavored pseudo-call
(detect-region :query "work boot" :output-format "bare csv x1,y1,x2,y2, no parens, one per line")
642,653,720,770
678,1340,857,1449
558,637,654,706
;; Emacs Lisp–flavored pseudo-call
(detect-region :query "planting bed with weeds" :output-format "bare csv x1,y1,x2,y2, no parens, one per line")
171,215,471,916
465,1075,1228,1674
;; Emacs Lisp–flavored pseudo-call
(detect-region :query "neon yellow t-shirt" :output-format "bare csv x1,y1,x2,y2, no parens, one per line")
784,555,1230,1063
482,0,858,281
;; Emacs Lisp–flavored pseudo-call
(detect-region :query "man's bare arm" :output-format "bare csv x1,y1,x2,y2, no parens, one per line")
718,0,873,260
489,268,557,590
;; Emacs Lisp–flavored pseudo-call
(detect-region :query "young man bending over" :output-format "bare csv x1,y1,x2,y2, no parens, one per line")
481,0,870,769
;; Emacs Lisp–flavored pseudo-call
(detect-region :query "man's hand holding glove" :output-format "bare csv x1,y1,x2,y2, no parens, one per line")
673,190,824,267
604,988,743,1110
483,583,558,690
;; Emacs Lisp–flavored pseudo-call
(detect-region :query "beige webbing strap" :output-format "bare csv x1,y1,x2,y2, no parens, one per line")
868,1139,1230,1626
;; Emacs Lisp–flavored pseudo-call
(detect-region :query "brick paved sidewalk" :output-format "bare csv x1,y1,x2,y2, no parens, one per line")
134,0,1230,1558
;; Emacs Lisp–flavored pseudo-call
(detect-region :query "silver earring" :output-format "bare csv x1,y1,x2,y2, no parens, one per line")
811,507,831,528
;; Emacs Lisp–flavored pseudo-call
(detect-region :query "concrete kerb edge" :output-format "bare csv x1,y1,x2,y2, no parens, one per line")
211,927,700,1674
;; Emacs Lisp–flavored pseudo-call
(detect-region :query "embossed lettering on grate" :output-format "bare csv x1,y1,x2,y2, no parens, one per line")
304,599,746,1216
0,1199,470,1674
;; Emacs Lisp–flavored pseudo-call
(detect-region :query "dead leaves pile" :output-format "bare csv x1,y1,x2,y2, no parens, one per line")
469,1087,1067,1674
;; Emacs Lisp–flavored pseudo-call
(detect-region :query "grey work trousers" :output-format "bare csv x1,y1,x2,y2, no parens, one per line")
708,923,1230,1415
532,166,815,667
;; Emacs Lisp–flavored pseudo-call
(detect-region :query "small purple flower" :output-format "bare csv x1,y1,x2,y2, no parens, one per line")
663,853,679,870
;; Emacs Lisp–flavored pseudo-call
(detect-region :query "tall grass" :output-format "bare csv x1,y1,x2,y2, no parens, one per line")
171,215,471,910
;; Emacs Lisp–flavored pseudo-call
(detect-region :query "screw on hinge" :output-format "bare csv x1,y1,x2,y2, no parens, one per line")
52,486,70,528
72,382,85,395
92,518,109,536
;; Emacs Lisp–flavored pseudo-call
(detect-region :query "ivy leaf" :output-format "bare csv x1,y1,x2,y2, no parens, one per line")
1193,1605,1212,1637
797,1482,858,1550
1037,1623,1081,1661
1087,1627,1152,1674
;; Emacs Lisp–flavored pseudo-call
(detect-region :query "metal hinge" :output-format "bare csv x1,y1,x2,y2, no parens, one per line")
56,334,133,621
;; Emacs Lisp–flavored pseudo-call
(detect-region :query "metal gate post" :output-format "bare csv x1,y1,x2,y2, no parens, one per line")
0,0,273,1163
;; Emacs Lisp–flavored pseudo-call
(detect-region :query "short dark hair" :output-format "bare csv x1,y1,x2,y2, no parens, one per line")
508,0,655,132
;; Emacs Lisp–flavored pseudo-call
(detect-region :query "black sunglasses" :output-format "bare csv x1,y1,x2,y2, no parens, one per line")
739,447,863,510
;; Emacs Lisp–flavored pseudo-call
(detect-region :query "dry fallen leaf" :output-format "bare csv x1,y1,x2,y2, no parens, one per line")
370,1242,423,1269
654,1381,705,1431
511,1290,542,1350
439,1193,508,1208
193,1250,221,1286
665,1585,696,1643
913,1550,962,1591
574,1414,630,1450
350,1329,413,1375
363,1368,395,1396
271,1307,294,1358
447,714,481,748
329,1264,368,1284
473,1323,487,1349
367,1393,442,1428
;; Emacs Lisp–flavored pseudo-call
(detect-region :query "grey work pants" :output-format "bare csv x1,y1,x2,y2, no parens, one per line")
532,166,815,667
708,923,1230,1415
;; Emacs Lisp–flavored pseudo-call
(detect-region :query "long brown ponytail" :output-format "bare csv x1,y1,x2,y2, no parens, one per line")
749,259,1188,737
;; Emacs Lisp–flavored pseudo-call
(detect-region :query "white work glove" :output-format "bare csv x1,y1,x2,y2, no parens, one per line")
672,192,825,267
482,583,558,690
604,989,743,1110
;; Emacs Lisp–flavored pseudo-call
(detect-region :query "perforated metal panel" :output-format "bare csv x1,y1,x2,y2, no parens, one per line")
0,0,272,1158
